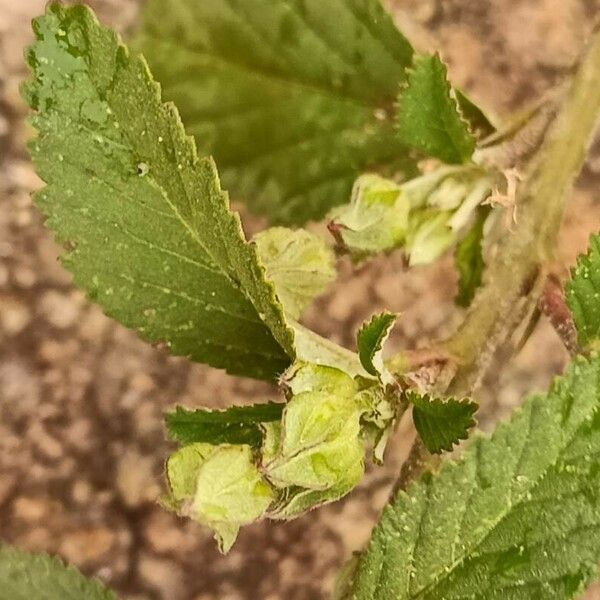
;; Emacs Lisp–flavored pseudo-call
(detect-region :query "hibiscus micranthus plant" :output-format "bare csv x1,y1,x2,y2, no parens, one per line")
3,3,600,599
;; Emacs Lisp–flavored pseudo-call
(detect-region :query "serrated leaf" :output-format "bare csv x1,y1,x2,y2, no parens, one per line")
23,4,295,381
135,0,423,225
350,356,600,599
254,227,336,319
397,54,476,164
165,402,284,447
455,207,489,307
357,312,397,379
0,545,117,600
408,392,477,454
566,233,600,349
455,90,496,139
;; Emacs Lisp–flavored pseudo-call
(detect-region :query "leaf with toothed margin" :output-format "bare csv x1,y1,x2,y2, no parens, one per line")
136,0,492,225
165,403,284,447
397,54,476,164
357,312,398,382
350,356,600,599
566,232,600,350
23,4,295,381
0,545,117,600
408,391,477,454
135,0,419,225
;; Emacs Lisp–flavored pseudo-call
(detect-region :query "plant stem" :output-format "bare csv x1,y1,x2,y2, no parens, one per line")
393,24,600,491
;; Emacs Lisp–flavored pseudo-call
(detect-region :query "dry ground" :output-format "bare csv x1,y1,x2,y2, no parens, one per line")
2,0,600,598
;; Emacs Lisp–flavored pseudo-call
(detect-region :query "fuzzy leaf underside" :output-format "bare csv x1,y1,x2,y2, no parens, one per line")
350,357,600,599
408,392,477,454
24,4,294,381
166,403,284,447
135,0,419,225
454,207,489,307
567,233,600,350
397,54,476,165
0,545,117,600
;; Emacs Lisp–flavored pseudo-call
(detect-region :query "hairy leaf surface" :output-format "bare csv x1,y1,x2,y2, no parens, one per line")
24,4,294,380
350,357,600,599
397,54,476,164
166,403,284,447
567,233,600,350
0,545,117,600
408,392,477,454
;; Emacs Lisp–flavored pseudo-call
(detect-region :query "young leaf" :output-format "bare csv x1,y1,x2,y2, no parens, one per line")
254,227,336,319
357,312,398,379
408,392,477,454
165,403,284,447
23,4,295,381
397,54,476,164
0,545,117,599
454,207,489,307
566,233,600,350
350,357,600,599
455,89,496,139
135,0,421,224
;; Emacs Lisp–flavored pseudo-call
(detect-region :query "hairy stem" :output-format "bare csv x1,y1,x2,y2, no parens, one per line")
394,24,600,490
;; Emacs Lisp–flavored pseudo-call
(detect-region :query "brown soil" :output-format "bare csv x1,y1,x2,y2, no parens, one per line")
1,1,600,598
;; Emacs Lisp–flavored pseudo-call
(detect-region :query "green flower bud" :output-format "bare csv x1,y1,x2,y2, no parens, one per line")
265,364,366,492
328,166,494,265
165,444,275,553
254,227,336,319
328,174,409,259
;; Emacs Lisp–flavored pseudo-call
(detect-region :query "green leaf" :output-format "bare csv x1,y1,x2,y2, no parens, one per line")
408,392,477,454
23,4,295,381
135,0,420,224
455,207,489,307
350,356,600,599
566,233,600,350
165,403,284,447
357,312,397,379
254,227,336,319
397,54,476,164
455,90,496,139
0,545,117,600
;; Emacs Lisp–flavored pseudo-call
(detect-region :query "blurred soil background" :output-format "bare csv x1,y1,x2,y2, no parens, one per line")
2,0,600,598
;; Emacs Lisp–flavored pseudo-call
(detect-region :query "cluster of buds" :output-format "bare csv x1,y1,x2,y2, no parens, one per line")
328,165,495,264
163,362,396,552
